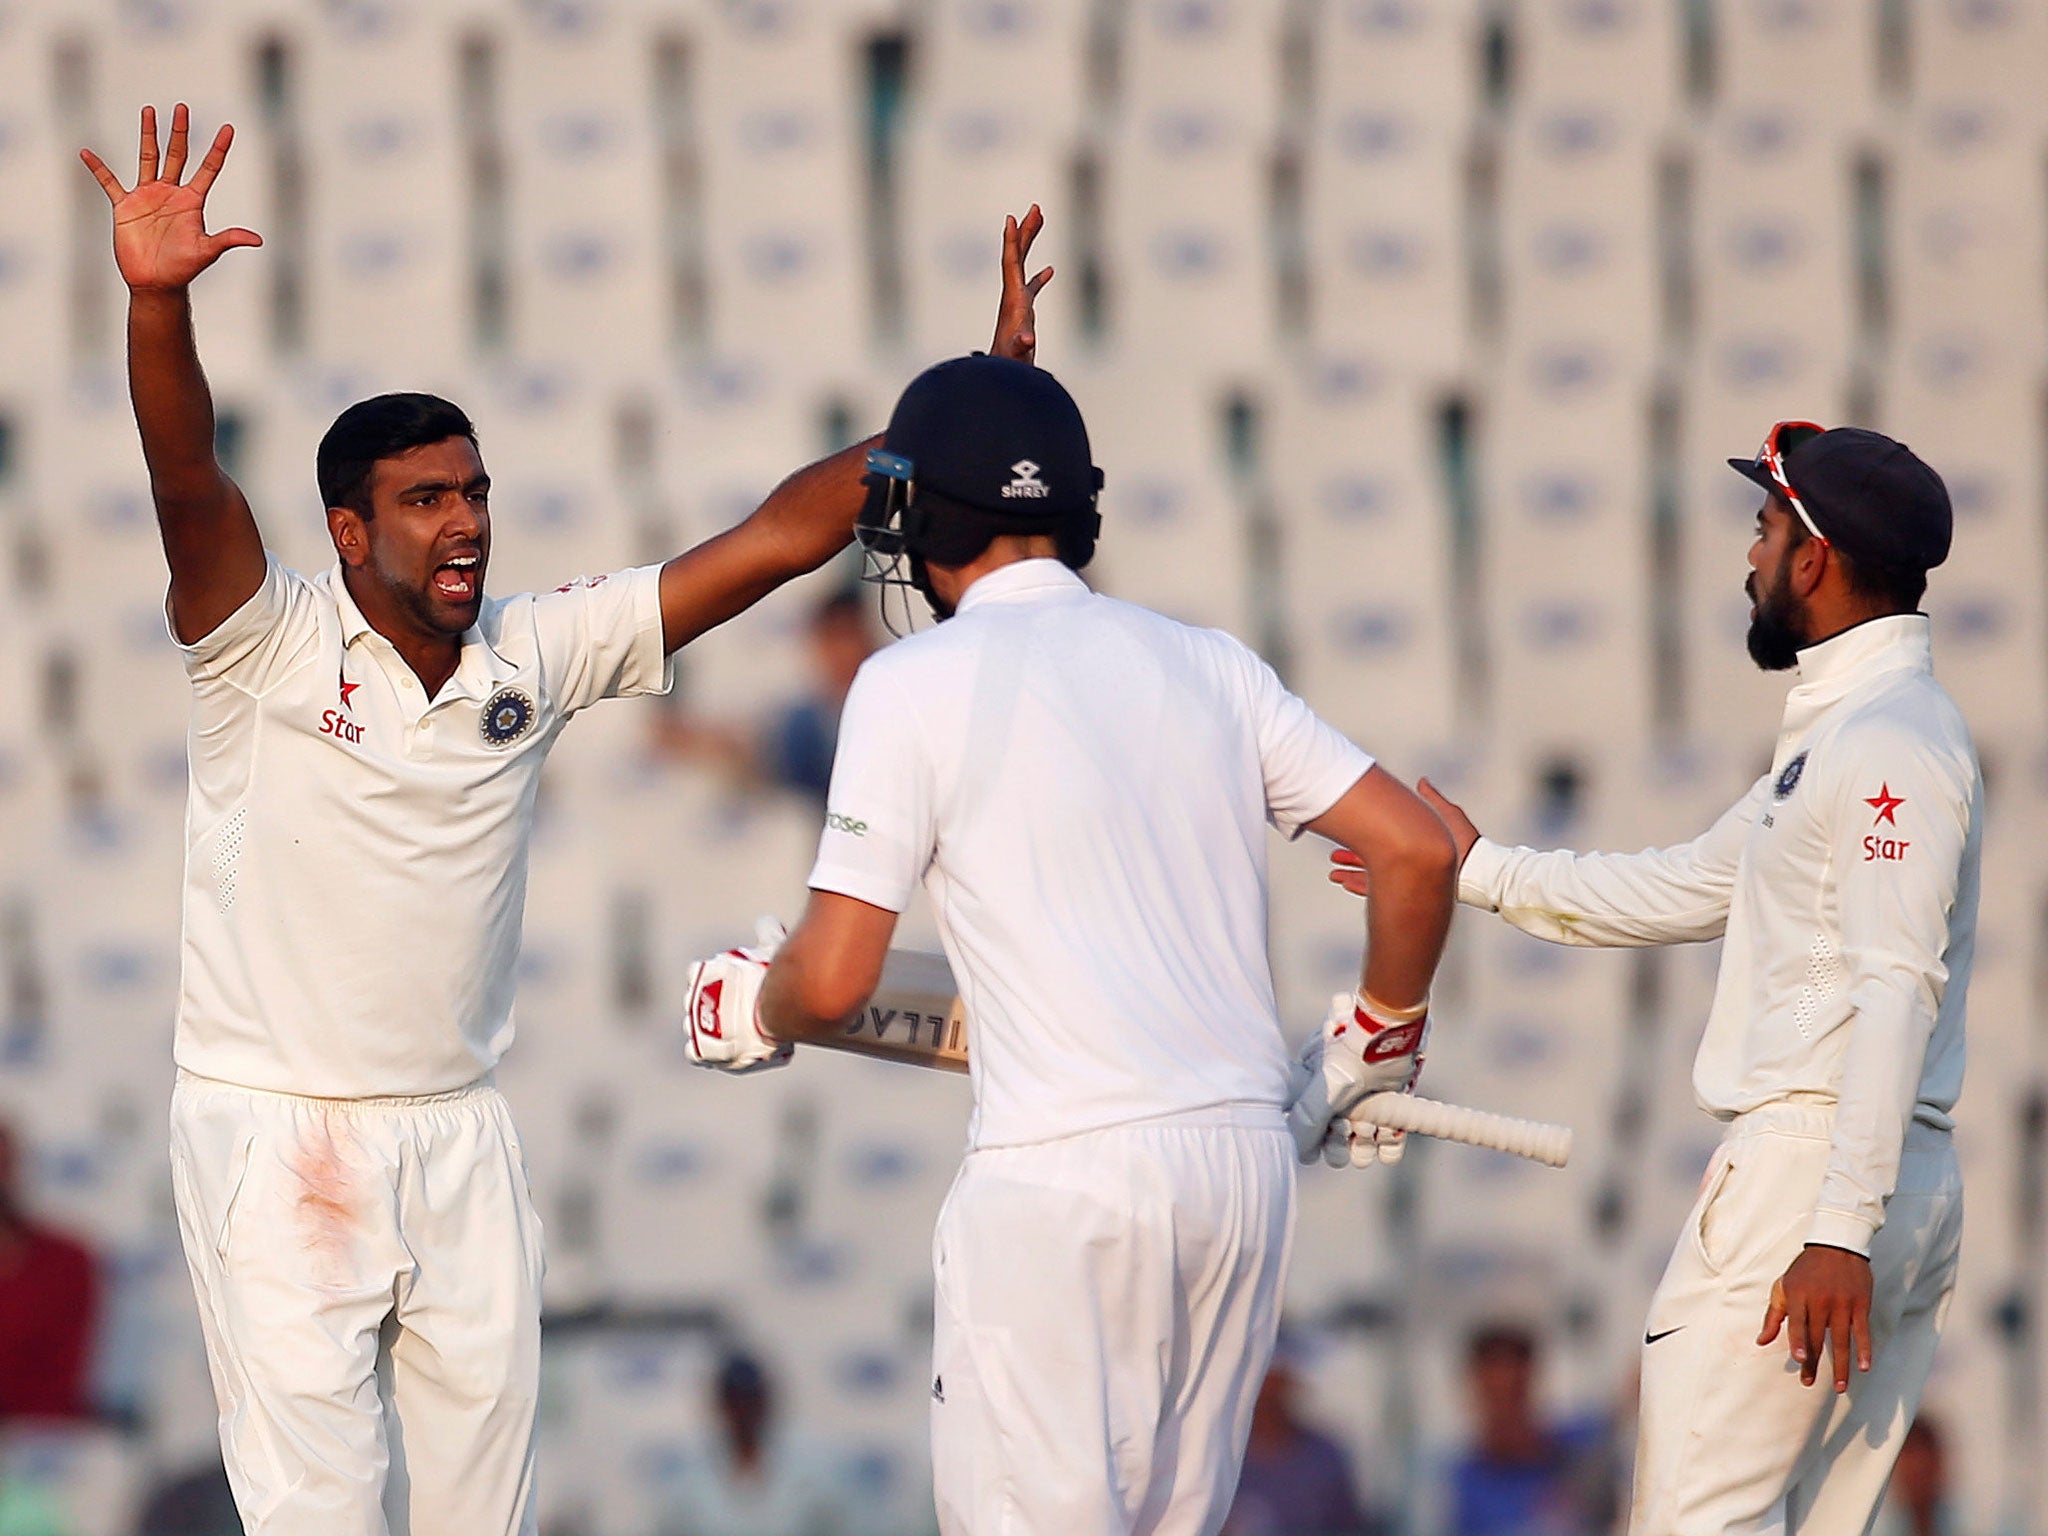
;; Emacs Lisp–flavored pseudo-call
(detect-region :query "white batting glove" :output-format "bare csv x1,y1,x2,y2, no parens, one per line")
681,917,794,1073
1286,992,1428,1167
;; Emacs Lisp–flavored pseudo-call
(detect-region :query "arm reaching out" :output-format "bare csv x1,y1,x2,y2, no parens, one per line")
82,104,266,643
656,205,1056,652
1332,775,1758,948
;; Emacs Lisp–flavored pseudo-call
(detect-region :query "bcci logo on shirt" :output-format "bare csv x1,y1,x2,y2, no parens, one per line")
1773,750,1807,801
480,687,536,748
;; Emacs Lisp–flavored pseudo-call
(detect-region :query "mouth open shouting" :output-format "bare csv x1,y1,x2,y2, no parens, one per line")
433,550,482,606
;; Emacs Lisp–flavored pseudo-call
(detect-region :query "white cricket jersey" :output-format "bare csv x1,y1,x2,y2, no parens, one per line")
1459,615,1979,1255
172,555,671,1098
806,560,1374,1150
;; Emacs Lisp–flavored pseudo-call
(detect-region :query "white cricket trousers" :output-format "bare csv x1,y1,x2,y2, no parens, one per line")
928,1104,1295,1536
168,1071,544,1536
1630,1100,1963,1536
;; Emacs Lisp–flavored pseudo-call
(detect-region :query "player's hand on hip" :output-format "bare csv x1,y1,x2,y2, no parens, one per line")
1286,992,1428,1166
989,204,1053,364
1758,1245,1874,1392
682,917,794,1073
80,104,262,292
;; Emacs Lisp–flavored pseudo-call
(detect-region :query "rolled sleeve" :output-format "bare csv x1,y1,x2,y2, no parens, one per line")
531,565,673,716
806,660,935,915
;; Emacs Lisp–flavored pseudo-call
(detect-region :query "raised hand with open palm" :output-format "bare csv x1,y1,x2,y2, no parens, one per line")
80,103,261,293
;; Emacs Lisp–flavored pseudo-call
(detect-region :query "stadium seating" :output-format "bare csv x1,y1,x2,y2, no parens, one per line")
498,0,670,377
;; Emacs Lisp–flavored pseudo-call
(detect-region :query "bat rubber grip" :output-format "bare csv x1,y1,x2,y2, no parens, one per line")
1351,1092,1573,1168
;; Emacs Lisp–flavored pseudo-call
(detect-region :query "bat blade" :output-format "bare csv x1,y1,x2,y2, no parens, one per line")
810,948,969,1073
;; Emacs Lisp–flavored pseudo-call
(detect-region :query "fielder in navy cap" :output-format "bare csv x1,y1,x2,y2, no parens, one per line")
1730,422,1953,669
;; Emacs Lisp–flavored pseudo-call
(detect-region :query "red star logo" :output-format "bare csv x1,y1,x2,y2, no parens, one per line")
339,680,361,711
1864,783,1904,825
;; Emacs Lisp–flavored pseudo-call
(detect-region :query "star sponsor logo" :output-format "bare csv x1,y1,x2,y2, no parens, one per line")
338,679,361,711
1862,784,1910,861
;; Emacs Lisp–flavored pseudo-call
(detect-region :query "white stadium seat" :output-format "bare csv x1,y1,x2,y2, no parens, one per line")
1511,0,1685,127
1495,99,1661,360
1310,0,1486,121
0,6,71,388
1890,98,2048,345
1070,363,1256,636
1099,102,1276,368
1908,0,2048,119
298,5,472,370
691,4,866,374
499,1,669,377
1302,103,1472,382
1119,0,1287,144
1691,103,1858,375
919,0,1093,130
1479,343,1657,753
1267,357,1460,755
1713,0,1880,129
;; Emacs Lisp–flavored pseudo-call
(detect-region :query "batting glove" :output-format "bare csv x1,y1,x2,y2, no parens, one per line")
1286,992,1428,1167
681,917,794,1073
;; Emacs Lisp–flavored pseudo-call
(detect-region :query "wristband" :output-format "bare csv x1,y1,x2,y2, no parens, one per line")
1357,990,1429,1026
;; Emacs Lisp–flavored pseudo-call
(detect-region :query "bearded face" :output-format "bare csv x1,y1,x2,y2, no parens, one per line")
1746,551,1810,671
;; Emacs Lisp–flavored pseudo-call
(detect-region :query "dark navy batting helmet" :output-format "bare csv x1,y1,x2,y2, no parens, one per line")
858,355,1103,621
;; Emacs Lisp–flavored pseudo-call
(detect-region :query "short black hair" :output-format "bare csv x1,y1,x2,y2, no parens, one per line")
317,393,477,517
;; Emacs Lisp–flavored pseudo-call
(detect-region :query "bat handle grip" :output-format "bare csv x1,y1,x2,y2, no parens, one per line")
1351,1092,1574,1168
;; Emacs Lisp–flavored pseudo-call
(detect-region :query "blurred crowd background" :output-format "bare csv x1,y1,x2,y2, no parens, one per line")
0,0,2043,1531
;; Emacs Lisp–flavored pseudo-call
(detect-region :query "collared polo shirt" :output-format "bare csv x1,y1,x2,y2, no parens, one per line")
808,560,1374,1150
171,556,671,1098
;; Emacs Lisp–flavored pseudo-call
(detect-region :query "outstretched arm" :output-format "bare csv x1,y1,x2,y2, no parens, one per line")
82,104,266,643
1331,776,1758,948
656,206,1055,652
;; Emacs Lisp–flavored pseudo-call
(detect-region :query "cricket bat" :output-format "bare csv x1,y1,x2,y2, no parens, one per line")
811,950,1573,1168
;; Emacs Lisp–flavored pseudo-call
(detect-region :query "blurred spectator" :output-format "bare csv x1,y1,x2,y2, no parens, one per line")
1872,1416,1960,1536
1223,1355,1373,1536
132,1451,238,1536
658,589,878,803
1446,1324,1616,1536
649,1351,846,1536
0,1123,98,1422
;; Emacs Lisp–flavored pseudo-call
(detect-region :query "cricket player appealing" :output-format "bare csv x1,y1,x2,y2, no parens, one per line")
1338,423,1975,1534
680,354,1460,1534
80,104,1048,1534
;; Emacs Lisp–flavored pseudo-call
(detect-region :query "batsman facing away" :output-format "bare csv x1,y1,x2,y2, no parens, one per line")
84,101,1050,1535
681,353,1463,1533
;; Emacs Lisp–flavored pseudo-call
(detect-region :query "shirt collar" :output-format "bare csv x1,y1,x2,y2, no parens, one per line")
1791,612,1931,694
955,558,1089,615
328,563,520,703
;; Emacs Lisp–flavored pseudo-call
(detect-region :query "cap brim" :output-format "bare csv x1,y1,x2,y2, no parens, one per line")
1727,458,1778,498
